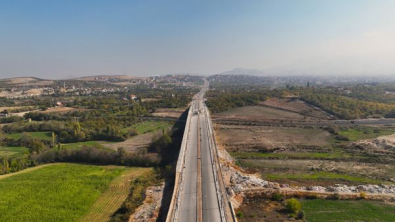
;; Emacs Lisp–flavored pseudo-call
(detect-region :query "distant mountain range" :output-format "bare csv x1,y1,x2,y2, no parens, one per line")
218,68,266,76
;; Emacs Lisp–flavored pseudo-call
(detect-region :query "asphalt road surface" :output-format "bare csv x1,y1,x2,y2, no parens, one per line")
177,82,222,222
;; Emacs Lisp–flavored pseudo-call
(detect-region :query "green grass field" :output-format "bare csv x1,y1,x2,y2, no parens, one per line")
130,121,173,134
80,167,153,222
0,146,28,157
61,141,103,150
0,163,129,222
7,131,52,140
302,199,395,222
338,127,395,141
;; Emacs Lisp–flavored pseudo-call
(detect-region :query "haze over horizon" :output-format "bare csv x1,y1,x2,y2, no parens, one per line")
1,0,395,79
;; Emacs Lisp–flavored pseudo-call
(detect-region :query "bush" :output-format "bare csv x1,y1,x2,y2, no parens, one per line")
236,210,244,218
297,210,305,219
271,192,283,201
286,198,302,214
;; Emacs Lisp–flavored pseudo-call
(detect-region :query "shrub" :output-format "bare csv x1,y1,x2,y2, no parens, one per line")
297,210,305,219
286,198,302,214
236,210,244,218
288,213,296,218
271,192,283,201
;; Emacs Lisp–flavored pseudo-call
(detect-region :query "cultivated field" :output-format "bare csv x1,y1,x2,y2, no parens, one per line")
215,106,306,119
80,167,153,222
237,197,395,222
216,125,331,152
0,163,149,222
213,105,395,187
261,98,332,119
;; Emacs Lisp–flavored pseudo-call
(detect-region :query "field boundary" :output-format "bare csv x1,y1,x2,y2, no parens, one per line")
79,167,152,222
0,163,58,180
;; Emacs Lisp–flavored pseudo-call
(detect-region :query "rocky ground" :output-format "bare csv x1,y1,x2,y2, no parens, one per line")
216,139,395,205
129,184,164,222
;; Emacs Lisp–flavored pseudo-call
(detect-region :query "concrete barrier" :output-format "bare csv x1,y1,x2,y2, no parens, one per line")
166,106,193,222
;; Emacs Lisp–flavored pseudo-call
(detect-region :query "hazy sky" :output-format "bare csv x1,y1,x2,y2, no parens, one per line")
1,0,395,79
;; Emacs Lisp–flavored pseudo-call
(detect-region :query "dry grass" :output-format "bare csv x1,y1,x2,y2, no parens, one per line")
39,106,87,113
152,107,187,118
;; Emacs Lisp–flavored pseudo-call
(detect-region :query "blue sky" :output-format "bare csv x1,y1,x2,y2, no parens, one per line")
1,0,395,78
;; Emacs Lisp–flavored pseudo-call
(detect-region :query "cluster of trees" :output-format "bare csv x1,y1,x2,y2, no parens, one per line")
0,116,24,124
207,92,263,113
0,156,33,174
3,117,140,143
301,93,395,119
33,146,159,167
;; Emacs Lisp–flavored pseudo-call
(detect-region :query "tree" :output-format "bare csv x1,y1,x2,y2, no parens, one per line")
117,147,127,164
28,140,47,154
148,134,172,153
2,158,10,174
286,198,302,214
52,132,56,146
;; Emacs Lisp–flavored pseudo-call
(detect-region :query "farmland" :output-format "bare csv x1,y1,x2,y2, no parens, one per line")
129,121,173,134
0,163,152,222
237,197,395,222
302,199,395,222
213,104,395,186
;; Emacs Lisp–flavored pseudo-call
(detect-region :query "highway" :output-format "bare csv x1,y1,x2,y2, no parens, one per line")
175,81,225,222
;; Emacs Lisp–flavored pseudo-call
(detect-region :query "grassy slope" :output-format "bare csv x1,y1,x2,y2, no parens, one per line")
130,121,173,134
0,163,125,222
0,146,28,157
302,199,395,222
80,168,153,222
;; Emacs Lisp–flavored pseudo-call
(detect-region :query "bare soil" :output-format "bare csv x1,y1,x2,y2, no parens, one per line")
215,124,331,152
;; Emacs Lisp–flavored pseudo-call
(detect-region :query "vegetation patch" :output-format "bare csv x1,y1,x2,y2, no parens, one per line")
129,121,173,134
264,171,382,185
0,146,28,157
231,151,349,159
338,127,395,141
0,163,126,222
302,199,395,222
7,131,52,140
80,167,153,222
